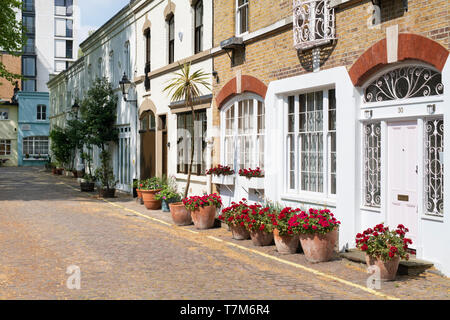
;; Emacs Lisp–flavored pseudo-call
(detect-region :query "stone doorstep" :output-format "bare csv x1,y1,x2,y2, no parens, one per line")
340,249,434,276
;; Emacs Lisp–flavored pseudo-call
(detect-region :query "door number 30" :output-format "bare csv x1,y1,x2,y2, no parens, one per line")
398,107,404,113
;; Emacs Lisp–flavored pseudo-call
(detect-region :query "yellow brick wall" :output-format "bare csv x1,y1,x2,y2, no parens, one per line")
211,0,450,166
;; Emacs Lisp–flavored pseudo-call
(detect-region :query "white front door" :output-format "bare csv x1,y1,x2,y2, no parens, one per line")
387,121,418,247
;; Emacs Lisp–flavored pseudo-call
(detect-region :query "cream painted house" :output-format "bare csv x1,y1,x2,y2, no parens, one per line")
0,102,19,166
48,0,214,195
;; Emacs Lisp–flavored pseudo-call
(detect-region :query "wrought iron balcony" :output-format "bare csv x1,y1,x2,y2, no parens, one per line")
293,0,336,51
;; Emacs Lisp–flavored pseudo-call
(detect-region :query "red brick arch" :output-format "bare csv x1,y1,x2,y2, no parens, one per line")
216,75,268,109
349,33,449,87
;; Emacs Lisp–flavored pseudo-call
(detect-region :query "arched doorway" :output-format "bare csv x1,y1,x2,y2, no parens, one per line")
359,62,444,248
139,110,156,179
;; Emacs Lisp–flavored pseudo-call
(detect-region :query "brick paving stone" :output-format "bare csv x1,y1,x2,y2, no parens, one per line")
0,167,449,300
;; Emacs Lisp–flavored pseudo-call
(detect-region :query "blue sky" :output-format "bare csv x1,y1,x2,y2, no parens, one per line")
77,0,130,43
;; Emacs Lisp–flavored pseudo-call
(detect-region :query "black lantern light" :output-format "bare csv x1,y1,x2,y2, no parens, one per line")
119,72,133,102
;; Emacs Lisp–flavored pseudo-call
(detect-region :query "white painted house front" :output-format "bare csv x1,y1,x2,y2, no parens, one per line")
211,1,450,276
263,56,450,276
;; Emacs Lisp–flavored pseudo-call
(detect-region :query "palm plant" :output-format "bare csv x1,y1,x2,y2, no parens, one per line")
163,63,210,198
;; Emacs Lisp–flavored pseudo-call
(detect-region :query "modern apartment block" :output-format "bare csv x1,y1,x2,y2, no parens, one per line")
21,0,80,92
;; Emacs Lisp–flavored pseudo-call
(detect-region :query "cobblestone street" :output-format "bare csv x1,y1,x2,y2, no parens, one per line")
0,167,449,300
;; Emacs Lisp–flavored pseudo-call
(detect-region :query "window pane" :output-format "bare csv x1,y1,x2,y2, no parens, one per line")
23,57,36,76
425,119,444,217
363,123,381,207
23,79,36,92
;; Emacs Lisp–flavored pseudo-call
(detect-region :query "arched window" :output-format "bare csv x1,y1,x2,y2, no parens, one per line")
221,93,265,171
363,65,444,103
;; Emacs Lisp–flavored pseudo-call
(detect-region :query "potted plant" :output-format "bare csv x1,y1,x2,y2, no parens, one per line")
219,199,252,240
183,194,222,230
155,187,182,212
239,167,265,189
207,165,235,186
356,223,412,281
133,179,144,204
140,177,164,210
243,203,275,246
270,205,301,254
289,208,341,263
80,173,96,192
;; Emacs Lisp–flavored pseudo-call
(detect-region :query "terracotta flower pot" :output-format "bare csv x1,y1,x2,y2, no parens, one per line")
169,202,192,226
250,229,274,246
191,205,216,229
299,228,338,263
273,229,299,254
141,189,162,210
365,255,400,281
230,224,250,240
136,189,144,204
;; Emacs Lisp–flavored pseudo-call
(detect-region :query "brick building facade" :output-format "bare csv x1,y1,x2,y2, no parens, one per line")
0,54,21,102
211,0,450,276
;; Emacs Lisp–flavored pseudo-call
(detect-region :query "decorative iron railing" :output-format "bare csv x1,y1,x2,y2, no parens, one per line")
293,0,336,51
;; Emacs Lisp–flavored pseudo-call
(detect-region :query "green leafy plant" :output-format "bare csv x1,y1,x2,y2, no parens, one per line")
163,63,210,198
49,126,72,167
154,187,182,202
80,78,119,191
141,177,165,191
0,0,27,85
94,150,118,189
355,223,412,262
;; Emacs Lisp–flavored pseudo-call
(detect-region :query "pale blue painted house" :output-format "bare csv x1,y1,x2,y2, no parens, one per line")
16,92,50,166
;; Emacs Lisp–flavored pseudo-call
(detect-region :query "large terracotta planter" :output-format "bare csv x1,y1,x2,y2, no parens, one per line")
191,205,216,229
169,202,192,226
230,224,250,240
141,189,162,210
273,229,299,254
250,229,274,246
365,255,400,281
299,228,338,263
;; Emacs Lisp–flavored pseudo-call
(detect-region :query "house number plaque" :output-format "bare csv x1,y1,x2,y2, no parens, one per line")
398,194,409,202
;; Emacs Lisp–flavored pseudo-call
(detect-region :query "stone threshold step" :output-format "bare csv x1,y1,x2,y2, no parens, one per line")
340,249,434,276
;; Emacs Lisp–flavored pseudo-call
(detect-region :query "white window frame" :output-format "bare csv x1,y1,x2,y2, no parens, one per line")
0,140,11,155
236,0,249,36
116,126,131,192
284,88,336,200
37,104,47,120
220,92,265,171
22,136,49,157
